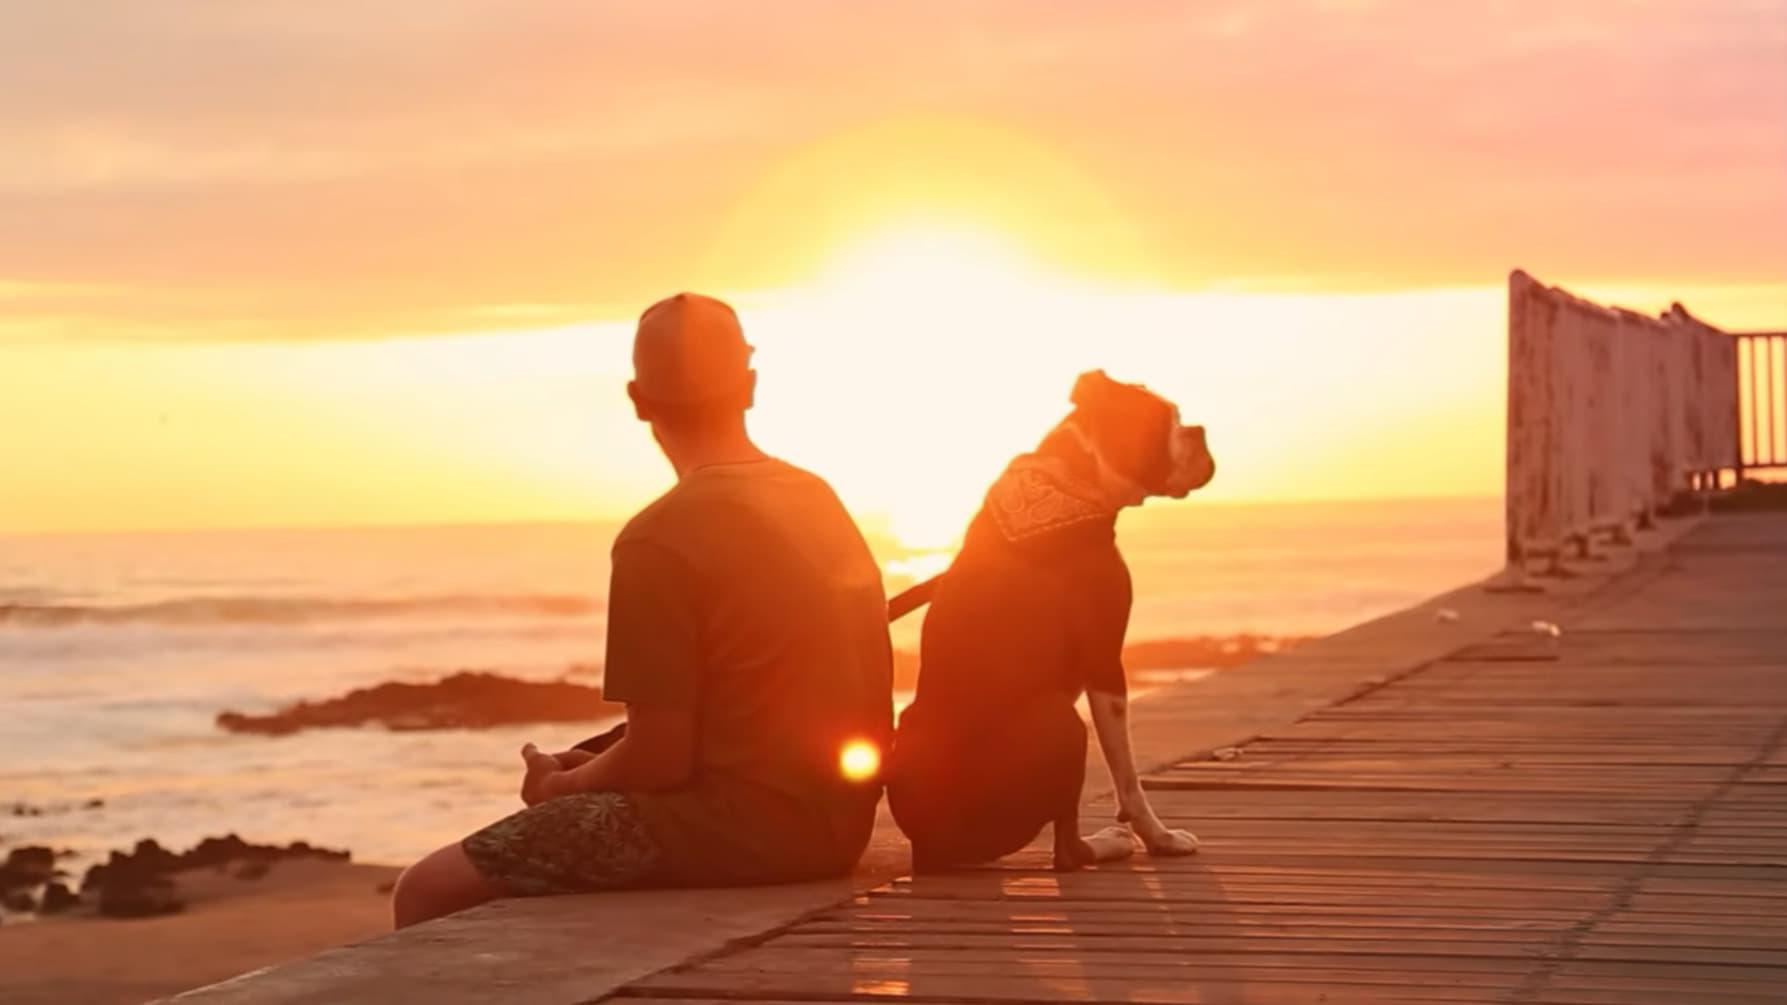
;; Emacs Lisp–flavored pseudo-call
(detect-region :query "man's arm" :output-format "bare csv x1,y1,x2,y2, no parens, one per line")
532,535,702,800
533,699,694,799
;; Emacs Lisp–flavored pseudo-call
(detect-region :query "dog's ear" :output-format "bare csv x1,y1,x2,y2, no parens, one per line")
1070,370,1115,413
1066,370,1210,499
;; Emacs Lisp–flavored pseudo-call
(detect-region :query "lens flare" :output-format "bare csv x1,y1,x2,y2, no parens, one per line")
839,739,881,782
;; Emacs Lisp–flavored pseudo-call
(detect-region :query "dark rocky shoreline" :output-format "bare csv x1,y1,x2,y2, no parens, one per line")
890,633,1311,690
9,798,104,817
216,670,621,736
211,638,1304,737
1,845,70,918
1,834,352,921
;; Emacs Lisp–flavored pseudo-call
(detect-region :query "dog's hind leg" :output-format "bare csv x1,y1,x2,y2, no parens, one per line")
900,697,1108,871
1041,701,1135,871
1052,810,1135,871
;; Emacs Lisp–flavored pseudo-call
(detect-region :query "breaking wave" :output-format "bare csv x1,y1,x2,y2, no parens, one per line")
0,593,601,629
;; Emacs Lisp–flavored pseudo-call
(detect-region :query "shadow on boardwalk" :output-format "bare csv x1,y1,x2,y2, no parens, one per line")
619,514,1787,1005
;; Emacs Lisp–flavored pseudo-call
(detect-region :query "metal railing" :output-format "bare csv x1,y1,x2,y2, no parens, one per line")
1505,271,1740,568
1737,331,1786,475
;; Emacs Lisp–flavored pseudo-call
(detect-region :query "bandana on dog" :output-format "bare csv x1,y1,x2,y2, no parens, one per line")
984,371,1214,544
986,456,1114,542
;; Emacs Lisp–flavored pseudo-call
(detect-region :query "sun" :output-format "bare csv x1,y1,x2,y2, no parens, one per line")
806,227,1077,549
808,225,1051,305
745,223,1108,553
690,115,1171,553
699,114,1161,293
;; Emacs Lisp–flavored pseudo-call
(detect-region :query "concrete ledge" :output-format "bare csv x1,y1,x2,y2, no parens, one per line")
167,880,855,1005
167,514,1703,1004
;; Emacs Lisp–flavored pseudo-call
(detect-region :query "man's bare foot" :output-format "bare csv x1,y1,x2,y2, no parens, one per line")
1053,825,1136,871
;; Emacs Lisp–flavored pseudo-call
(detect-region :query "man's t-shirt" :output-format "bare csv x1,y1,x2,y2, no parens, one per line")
600,459,893,886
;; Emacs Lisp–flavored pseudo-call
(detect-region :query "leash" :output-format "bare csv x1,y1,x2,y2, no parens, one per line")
886,574,942,623
575,569,943,755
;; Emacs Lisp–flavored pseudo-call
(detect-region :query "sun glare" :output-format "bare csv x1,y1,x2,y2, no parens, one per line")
838,739,882,782
742,224,1105,551
810,226,1050,303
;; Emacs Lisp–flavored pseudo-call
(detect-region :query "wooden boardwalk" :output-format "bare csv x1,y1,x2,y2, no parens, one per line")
609,516,1787,1005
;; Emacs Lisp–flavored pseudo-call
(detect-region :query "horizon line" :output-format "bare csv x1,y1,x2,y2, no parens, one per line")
0,492,1506,542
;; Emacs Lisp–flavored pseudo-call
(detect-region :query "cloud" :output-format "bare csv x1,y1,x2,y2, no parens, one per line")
0,0,1781,341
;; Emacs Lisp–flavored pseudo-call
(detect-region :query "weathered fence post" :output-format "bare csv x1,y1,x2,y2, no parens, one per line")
1504,272,1741,580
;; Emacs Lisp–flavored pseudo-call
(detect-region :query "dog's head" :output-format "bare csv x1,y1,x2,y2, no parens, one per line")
1062,370,1215,504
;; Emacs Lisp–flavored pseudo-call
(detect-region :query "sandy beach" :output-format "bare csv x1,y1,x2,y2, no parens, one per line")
0,858,400,1005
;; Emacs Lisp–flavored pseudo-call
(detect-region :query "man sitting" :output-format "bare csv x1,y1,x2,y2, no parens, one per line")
392,293,894,927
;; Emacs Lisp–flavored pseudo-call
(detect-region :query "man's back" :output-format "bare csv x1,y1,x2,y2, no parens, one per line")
601,458,892,886
390,295,888,927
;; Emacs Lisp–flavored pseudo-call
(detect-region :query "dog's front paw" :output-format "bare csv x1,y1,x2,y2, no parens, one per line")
1140,826,1200,857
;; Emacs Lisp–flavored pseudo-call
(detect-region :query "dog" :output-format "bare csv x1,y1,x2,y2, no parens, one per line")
885,369,1215,871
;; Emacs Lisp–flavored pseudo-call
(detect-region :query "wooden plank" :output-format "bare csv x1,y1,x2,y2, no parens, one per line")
829,904,1787,931
620,973,1525,1003
606,526,1787,1004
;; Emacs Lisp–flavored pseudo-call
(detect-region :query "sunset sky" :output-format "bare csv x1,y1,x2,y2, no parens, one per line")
2,1,1783,538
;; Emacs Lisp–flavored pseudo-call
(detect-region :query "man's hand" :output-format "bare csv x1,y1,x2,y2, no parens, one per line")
519,743,565,806
549,748,598,770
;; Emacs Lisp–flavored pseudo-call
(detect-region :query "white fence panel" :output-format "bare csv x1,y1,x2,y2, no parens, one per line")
1505,271,1740,566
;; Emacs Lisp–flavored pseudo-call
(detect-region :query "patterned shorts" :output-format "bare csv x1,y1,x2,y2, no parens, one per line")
462,792,663,896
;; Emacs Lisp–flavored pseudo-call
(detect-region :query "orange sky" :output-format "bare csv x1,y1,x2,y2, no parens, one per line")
2,2,1784,536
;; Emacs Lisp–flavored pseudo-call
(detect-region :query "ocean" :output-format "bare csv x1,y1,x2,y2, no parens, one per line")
0,497,1500,868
